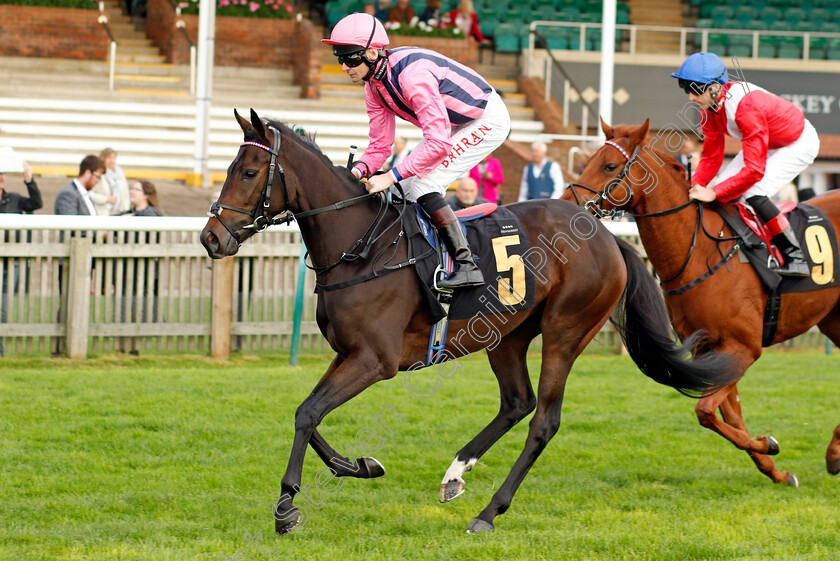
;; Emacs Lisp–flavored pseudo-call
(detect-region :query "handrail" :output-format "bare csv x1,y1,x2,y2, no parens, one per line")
167,0,197,95
526,20,840,61
97,3,118,92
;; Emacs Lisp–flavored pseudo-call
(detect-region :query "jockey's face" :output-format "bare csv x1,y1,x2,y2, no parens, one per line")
688,83,721,111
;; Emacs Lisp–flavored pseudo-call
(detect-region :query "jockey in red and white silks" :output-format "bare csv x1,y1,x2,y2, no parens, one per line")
672,52,819,277
323,13,511,289
692,81,819,204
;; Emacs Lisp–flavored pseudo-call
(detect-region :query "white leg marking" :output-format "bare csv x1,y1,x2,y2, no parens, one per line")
441,457,478,484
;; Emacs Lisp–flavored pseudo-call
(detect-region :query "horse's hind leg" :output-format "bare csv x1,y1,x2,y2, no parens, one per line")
440,328,537,502
816,313,840,475
466,344,574,533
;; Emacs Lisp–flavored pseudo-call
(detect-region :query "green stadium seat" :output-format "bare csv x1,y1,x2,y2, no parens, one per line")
757,42,777,58
784,7,806,24
820,22,840,33
728,44,752,57
494,23,521,54
827,48,840,60
734,6,757,25
809,8,830,23
711,6,735,25
759,7,782,25
777,44,802,58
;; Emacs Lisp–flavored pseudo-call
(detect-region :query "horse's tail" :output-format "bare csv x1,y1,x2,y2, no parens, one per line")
611,236,739,397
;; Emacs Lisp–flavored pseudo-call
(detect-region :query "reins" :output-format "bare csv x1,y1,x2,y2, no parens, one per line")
574,137,741,294
209,126,429,291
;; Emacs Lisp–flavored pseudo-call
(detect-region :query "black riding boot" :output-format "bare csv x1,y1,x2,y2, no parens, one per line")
428,206,484,290
771,226,810,277
747,195,809,278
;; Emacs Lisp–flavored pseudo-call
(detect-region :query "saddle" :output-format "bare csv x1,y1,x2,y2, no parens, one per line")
713,200,840,346
405,202,536,365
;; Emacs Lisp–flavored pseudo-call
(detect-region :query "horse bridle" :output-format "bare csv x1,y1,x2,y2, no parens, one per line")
569,137,742,294
566,140,641,219
208,125,291,243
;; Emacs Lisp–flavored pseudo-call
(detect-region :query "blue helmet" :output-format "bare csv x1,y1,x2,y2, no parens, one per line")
671,52,729,85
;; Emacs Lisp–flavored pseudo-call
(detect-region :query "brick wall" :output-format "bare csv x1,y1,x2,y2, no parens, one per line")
0,6,108,60
388,36,479,69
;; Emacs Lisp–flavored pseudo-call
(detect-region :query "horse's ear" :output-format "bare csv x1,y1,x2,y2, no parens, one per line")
630,118,650,146
249,108,268,142
600,117,615,140
234,109,251,133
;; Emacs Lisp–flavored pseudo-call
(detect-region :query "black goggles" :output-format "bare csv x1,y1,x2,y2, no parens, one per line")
336,50,367,67
678,79,706,95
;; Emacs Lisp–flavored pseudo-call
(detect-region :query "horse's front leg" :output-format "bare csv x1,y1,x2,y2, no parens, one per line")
275,350,395,534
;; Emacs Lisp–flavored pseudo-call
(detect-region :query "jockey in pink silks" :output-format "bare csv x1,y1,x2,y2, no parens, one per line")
323,13,511,289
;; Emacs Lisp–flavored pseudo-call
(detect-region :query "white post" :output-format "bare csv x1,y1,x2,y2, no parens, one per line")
563,79,570,127
544,56,551,103
598,0,616,139
108,41,116,91
194,0,216,189
190,45,197,95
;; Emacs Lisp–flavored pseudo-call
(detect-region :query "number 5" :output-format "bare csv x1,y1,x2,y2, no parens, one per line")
492,235,526,306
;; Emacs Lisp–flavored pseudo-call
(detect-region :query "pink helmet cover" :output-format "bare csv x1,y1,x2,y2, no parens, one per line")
322,13,390,49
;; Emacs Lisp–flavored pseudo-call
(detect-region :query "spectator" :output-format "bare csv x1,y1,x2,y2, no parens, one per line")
124,180,163,354
100,148,131,215
387,0,415,25
123,180,163,216
0,158,42,357
383,136,411,172
0,161,42,214
54,155,105,216
447,176,488,211
469,153,504,204
448,0,487,44
374,0,391,23
518,142,565,201
419,0,442,24
363,1,376,16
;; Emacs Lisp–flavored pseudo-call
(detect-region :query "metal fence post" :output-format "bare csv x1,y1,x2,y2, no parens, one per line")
290,241,307,366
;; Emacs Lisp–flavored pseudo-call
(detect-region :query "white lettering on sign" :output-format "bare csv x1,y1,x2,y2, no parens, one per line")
780,94,836,114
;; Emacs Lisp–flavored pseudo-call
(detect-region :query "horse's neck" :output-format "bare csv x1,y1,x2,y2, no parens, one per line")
295,181,392,270
633,183,720,284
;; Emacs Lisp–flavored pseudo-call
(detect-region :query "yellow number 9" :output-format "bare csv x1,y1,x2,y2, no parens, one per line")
804,225,833,285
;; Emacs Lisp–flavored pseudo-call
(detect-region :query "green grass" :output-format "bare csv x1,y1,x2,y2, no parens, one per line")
2,351,840,560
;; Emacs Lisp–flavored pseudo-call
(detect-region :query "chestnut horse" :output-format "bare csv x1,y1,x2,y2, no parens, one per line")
200,109,738,533
566,118,840,486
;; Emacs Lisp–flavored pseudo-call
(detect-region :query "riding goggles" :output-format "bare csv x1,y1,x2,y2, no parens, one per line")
336,50,367,67
678,79,706,95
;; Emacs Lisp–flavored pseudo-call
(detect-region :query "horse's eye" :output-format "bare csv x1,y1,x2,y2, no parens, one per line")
242,169,258,180
605,163,619,172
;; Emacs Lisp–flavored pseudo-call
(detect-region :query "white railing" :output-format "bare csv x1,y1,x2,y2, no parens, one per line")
97,6,118,92
0,215,643,359
525,20,840,60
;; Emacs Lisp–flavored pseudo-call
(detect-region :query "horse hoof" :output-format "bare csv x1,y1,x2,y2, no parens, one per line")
466,518,494,534
785,472,799,488
361,457,386,478
439,479,465,503
765,436,780,456
275,507,302,535
827,458,840,476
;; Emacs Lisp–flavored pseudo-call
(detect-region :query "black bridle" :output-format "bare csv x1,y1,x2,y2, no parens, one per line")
208,125,291,243
208,125,420,290
566,140,641,219
570,138,741,294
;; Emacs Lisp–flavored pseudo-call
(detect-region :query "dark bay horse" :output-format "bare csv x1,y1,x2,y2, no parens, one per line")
200,109,738,533
566,118,840,486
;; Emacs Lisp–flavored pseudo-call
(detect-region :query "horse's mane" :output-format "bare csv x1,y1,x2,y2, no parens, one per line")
251,119,359,184
610,124,691,186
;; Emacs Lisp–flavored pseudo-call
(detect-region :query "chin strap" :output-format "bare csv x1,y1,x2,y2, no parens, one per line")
364,54,388,81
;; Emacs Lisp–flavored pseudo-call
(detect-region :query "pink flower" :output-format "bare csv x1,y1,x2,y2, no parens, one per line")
285,4,292,11
219,0,229,5
249,1,259,9
273,4,279,7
